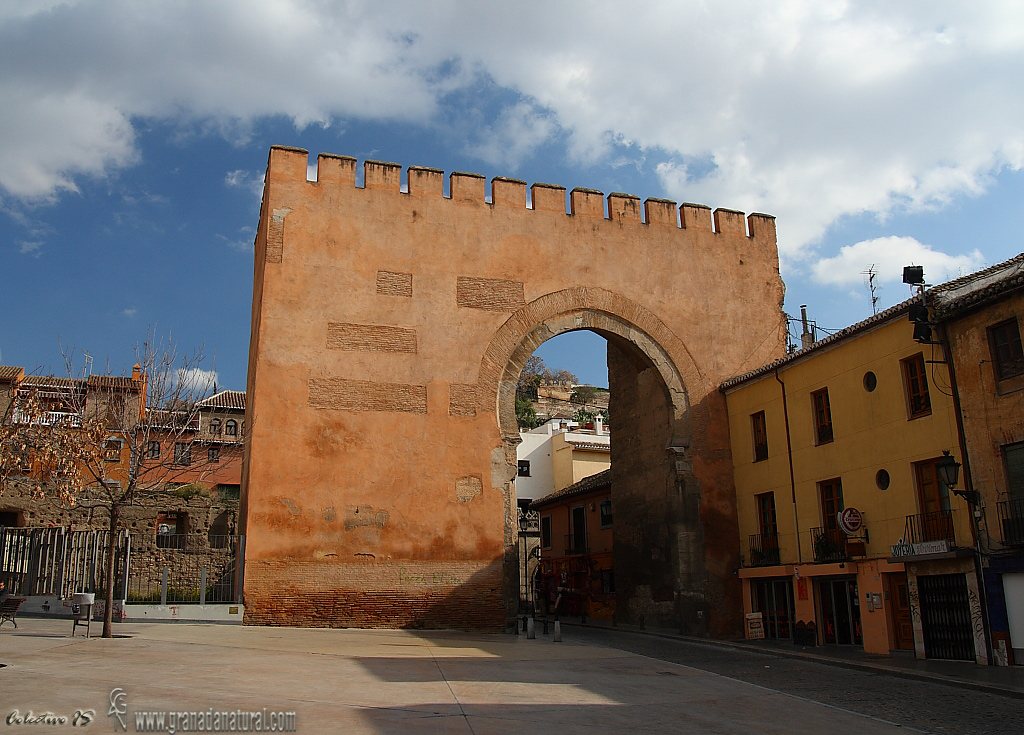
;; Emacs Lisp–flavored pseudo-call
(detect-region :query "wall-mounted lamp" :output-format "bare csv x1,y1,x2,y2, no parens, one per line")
936,450,960,490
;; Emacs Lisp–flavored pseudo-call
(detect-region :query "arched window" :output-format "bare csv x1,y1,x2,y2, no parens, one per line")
225,419,238,436
210,418,222,435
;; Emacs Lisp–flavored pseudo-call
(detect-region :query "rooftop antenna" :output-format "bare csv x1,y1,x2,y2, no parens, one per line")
83,351,93,377
863,265,880,315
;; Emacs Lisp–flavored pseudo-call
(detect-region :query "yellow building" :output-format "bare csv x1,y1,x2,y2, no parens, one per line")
722,299,986,662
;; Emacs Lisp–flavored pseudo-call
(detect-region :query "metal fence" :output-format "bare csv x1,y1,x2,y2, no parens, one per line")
0,527,128,598
0,527,242,604
125,533,243,604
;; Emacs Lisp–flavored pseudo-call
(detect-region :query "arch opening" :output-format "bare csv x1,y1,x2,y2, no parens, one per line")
485,294,711,634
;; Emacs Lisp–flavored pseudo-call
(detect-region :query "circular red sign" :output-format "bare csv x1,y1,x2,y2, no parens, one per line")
837,507,863,535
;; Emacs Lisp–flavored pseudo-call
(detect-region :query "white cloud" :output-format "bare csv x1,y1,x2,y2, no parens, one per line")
465,101,558,169
812,236,985,287
122,307,137,317
2,1,1023,258
18,240,42,255
225,169,265,199
176,367,218,394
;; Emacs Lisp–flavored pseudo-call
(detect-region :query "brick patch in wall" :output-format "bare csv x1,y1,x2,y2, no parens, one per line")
456,476,482,503
265,207,292,264
456,276,526,311
308,378,427,413
243,560,505,630
326,323,417,353
376,270,413,297
449,383,483,416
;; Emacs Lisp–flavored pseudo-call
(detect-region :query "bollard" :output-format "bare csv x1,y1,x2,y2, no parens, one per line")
527,617,535,639
522,615,528,633
580,610,587,625
553,621,562,642
542,619,549,635
639,614,645,631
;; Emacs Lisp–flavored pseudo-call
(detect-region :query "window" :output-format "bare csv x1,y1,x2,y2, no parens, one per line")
1003,442,1024,503
751,411,768,462
818,478,844,532
540,515,552,549
570,505,588,553
901,353,931,418
225,419,238,437
173,442,191,466
103,438,122,462
209,418,222,435
990,318,1024,380
517,460,531,477
601,569,615,594
208,446,220,463
599,499,613,528
147,441,160,459
811,388,833,444
156,511,187,549
756,492,778,538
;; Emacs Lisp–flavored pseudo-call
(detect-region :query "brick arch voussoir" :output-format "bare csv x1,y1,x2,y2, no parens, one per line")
478,287,704,444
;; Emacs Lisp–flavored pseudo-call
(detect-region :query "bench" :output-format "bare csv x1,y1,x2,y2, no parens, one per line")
0,597,26,628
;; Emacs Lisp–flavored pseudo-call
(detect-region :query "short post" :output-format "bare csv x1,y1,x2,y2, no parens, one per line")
160,566,168,606
542,619,549,635
553,620,562,642
200,567,207,606
527,617,536,639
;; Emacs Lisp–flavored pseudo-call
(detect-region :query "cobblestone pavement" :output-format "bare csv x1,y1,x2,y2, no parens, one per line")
568,626,1024,735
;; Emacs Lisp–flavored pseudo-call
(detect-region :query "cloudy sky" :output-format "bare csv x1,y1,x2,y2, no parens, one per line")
2,1,1022,388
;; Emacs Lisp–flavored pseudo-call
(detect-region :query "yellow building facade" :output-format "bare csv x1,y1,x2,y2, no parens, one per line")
723,303,986,662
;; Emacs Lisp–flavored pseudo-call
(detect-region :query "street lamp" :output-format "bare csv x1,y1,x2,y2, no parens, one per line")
936,450,961,490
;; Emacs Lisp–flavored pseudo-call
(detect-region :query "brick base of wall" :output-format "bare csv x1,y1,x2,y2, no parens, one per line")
243,559,506,631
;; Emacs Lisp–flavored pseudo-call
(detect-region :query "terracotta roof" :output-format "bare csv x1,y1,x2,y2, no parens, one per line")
86,374,141,390
0,366,23,381
198,390,246,410
931,252,1024,321
719,296,920,391
530,469,611,509
20,375,86,390
565,439,610,451
720,252,1024,392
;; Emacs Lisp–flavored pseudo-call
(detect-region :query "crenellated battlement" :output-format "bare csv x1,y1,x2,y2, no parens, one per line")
267,146,775,240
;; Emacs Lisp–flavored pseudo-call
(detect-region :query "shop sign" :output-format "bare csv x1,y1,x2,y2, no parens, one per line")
837,507,863,535
890,538,950,557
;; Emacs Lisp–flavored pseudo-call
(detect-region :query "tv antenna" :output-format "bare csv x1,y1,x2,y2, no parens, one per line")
83,351,93,377
863,265,880,315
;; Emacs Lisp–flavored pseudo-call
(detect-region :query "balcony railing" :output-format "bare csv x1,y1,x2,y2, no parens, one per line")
810,527,848,563
904,511,956,546
748,533,780,566
997,499,1024,546
10,409,82,427
564,533,589,555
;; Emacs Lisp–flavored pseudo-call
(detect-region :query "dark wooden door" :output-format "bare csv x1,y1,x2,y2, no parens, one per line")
888,574,914,651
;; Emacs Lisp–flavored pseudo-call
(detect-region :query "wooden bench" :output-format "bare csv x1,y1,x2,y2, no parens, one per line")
0,597,26,629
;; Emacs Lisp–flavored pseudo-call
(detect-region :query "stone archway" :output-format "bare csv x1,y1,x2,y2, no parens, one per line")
481,289,714,633
240,146,785,635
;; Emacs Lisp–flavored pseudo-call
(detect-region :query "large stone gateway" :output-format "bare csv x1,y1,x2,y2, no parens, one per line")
241,146,786,635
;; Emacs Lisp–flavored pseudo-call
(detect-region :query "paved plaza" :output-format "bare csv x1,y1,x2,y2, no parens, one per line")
1,618,1021,734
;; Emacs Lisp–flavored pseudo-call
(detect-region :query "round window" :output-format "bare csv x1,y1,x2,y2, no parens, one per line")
876,469,890,490
863,371,877,392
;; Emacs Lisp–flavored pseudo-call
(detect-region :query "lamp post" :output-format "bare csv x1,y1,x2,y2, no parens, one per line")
939,449,992,664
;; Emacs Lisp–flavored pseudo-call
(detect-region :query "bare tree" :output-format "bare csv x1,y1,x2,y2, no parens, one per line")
0,378,106,509
2,331,228,638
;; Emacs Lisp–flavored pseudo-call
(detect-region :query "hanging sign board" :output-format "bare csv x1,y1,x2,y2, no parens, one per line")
837,507,863,535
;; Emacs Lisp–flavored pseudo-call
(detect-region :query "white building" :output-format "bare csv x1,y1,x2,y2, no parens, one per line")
514,417,610,501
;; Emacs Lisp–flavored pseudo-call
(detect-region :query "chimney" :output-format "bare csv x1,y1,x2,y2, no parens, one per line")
131,363,142,382
595,414,604,435
800,305,815,350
